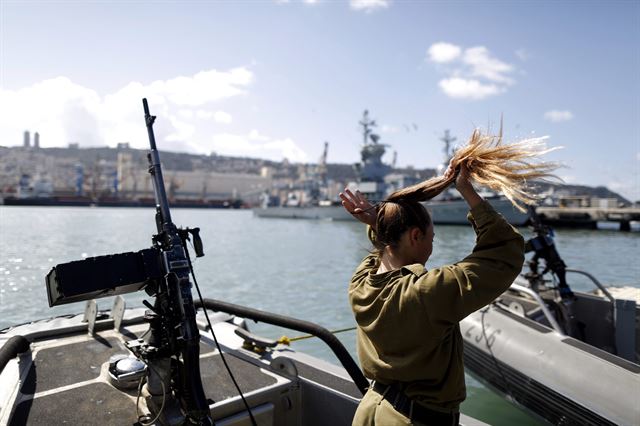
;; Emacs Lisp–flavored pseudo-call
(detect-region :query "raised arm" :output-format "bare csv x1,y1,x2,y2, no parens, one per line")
420,165,525,324
339,189,377,228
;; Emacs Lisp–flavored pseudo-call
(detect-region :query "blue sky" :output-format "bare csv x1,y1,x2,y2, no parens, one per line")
1,0,638,200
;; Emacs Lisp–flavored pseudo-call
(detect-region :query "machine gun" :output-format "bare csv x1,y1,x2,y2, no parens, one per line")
45,99,213,425
524,205,574,299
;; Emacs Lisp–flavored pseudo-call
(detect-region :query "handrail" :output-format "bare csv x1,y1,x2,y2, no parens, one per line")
509,284,565,335
565,268,615,305
0,335,30,374
194,298,369,395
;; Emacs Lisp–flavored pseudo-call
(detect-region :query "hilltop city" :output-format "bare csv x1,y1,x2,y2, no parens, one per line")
0,129,630,208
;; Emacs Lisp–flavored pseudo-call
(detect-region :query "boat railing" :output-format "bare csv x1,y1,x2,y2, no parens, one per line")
565,268,615,305
509,284,566,335
194,298,369,395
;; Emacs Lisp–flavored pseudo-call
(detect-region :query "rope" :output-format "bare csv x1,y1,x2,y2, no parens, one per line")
278,326,357,345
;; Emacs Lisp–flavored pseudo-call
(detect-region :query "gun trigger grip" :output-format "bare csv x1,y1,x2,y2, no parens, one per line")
191,228,204,258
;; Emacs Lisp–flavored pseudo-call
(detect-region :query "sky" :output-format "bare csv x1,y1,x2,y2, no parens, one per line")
0,0,639,201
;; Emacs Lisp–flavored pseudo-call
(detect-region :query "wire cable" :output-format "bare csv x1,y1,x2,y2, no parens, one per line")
182,236,258,426
136,363,166,426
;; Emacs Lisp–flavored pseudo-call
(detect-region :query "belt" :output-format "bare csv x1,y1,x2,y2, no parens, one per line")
372,382,460,426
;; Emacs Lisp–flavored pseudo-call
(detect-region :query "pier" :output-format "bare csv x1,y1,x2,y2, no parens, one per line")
536,206,640,230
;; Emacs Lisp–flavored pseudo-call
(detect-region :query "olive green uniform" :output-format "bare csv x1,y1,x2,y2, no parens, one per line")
349,201,524,425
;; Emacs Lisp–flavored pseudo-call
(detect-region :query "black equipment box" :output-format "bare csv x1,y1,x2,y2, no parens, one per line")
46,248,163,306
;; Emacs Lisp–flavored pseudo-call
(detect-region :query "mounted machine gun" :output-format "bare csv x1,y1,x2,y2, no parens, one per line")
45,99,213,425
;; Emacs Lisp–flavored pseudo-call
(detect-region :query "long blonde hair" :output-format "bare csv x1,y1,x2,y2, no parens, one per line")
371,128,560,254
387,128,561,212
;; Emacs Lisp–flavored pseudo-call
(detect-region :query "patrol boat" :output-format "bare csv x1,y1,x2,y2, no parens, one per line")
0,100,487,426
460,210,640,426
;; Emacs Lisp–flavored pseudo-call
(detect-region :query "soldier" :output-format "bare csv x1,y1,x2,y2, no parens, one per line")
340,163,525,425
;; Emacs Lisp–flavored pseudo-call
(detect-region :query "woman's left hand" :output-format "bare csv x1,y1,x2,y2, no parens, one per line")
339,189,376,228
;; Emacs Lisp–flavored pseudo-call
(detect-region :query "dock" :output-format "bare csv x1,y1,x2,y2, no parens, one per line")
536,206,640,230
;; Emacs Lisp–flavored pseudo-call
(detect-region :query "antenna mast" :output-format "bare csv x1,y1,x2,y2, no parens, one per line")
440,130,457,163
359,110,377,146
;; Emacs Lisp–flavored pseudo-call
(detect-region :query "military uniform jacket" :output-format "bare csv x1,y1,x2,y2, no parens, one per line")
349,201,525,413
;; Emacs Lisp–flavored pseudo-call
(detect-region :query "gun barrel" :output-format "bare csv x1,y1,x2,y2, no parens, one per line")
143,98,157,150
143,98,172,226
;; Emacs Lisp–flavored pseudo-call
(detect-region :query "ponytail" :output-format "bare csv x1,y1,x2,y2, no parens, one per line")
386,128,561,212
371,127,560,254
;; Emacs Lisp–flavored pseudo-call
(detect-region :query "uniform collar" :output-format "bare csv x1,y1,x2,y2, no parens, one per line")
401,263,426,276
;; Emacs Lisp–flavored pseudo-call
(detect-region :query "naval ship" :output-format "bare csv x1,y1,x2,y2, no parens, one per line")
253,112,529,226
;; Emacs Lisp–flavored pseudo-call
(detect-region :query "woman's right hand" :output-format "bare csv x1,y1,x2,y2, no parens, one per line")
455,164,474,194
452,163,483,208
444,160,474,194
339,189,377,228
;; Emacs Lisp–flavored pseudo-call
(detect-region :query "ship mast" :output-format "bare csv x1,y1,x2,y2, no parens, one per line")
359,110,377,145
318,141,329,186
440,129,456,163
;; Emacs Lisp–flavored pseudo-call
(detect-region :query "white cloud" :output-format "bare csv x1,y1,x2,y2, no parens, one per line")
463,46,514,84
211,131,308,162
159,68,252,106
0,68,253,152
196,110,214,119
544,110,574,123
178,109,195,119
166,115,196,143
350,0,390,13
427,42,461,63
248,129,270,142
438,78,502,100
303,0,319,4
426,42,515,100
213,111,233,124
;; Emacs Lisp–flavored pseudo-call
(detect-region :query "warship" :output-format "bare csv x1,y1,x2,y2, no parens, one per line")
253,112,529,226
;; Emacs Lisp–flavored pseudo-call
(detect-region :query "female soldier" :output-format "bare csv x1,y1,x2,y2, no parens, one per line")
340,163,525,426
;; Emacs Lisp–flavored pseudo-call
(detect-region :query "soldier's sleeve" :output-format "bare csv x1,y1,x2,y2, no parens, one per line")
418,201,525,324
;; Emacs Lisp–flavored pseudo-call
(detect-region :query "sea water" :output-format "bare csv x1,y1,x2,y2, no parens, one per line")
1,206,638,425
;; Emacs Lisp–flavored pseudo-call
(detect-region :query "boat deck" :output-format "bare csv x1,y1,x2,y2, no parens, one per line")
1,309,487,426
1,313,363,426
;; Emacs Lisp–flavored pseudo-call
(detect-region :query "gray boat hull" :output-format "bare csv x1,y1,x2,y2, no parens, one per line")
253,198,529,226
460,281,640,425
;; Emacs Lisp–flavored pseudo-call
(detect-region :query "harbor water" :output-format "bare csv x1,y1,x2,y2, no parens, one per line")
1,206,638,425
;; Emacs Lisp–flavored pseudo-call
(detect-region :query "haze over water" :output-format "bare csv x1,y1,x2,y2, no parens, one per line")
1,206,638,425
